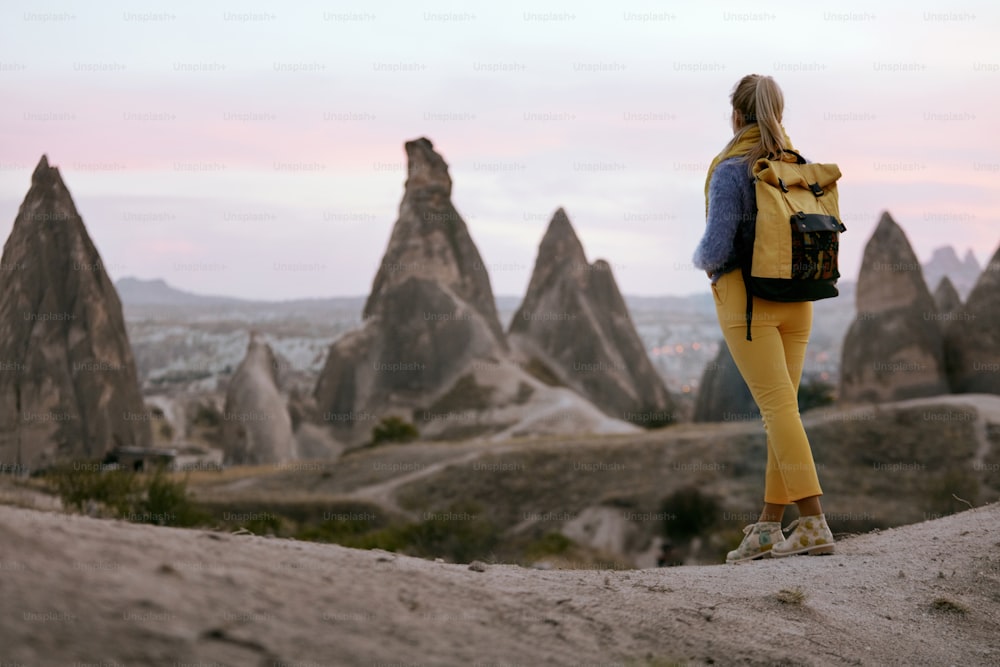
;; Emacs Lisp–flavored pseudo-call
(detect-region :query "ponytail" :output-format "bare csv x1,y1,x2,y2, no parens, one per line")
753,76,786,161
721,74,788,174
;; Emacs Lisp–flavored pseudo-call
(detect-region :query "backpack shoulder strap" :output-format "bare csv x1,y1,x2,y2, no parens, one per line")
741,261,754,341
775,148,807,164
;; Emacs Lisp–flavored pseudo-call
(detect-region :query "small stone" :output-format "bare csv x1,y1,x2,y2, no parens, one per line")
468,560,487,572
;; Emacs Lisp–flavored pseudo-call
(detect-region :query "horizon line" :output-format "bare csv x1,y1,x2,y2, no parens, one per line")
115,275,859,305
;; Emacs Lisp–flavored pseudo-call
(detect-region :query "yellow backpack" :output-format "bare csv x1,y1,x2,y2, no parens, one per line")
737,149,846,340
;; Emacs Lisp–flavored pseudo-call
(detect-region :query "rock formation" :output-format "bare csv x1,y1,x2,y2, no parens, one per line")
361,139,507,348
839,212,949,403
923,245,981,301
314,138,637,445
0,156,150,471
933,276,962,316
692,343,758,423
222,334,297,465
943,244,1000,394
507,208,676,426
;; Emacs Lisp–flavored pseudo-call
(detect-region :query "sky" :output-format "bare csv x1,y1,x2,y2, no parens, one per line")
0,0,998,300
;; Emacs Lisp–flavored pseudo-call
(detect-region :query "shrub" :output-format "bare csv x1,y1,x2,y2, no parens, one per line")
135,467,210,527
294,501,389,543
335,501,500,563
193,403,222,428
158,421,174,440
775,587,807,605
370,416,419,446
930,597,968,615
659,487,720,541
48,461,137,517
628,410,674,430
524,532,574,560
46,461,207,528
404,506,499,562
798,376,836,412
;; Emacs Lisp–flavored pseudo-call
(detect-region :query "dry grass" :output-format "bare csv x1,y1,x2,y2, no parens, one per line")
930,596,968,615
775,587,807,605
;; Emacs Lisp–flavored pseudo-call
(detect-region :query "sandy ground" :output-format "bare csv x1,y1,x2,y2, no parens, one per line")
1,501,999,667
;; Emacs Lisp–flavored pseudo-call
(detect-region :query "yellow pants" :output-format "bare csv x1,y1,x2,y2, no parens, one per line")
711,269,823,504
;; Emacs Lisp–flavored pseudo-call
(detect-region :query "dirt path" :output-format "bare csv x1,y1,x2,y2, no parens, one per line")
349,444,517,518
2,502,998,666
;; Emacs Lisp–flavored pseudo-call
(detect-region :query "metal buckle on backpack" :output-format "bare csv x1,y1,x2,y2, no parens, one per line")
778,178,789,193
809,182,824,197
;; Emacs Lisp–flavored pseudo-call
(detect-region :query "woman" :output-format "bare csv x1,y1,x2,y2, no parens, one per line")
693,74,834,563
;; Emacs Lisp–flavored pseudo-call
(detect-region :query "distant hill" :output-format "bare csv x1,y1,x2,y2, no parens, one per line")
115,276,822,316
923,245,981,301
115,277,247,307
115,277,366,312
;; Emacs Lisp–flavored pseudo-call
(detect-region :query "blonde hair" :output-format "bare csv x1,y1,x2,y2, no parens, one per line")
723,74,787,171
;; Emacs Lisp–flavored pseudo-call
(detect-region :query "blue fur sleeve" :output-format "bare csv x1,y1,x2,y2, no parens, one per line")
692,158,753,274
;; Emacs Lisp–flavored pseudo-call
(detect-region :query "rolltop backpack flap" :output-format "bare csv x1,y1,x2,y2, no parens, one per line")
750,153,846,301
772,162,842,228
753,160,843,231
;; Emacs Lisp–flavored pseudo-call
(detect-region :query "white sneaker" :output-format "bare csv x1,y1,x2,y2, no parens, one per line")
771,514,835,557
726,521,783,563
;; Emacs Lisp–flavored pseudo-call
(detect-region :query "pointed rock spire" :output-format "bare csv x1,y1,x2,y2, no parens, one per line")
857,212,934,312
539,207,588,266
0,156,150,470
402,136,452,196
508,208,676,426
924,244,981,302
933,276,962,315
962,248,980,272
840,212,949,403
33,154,50,178
944,243,1000,393
314,140,637,446
362,137,505,347
223,336,296,465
